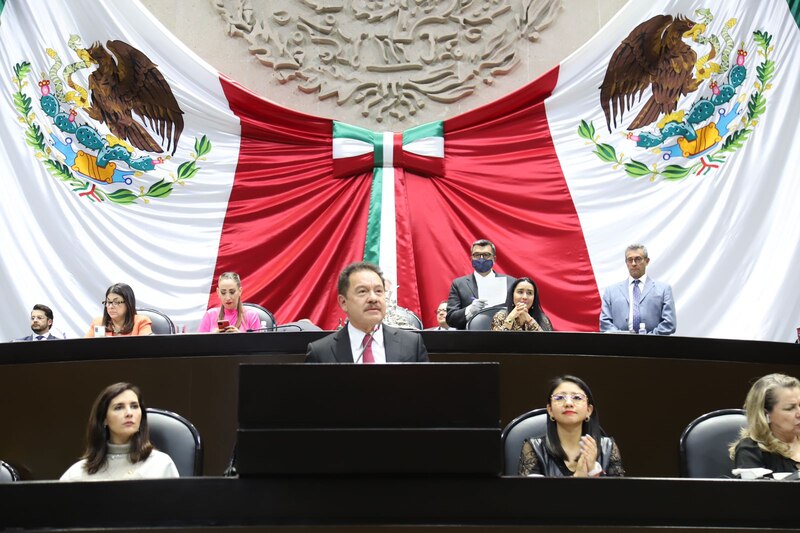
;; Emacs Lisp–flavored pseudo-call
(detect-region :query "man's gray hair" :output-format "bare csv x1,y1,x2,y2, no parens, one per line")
625,244,648,258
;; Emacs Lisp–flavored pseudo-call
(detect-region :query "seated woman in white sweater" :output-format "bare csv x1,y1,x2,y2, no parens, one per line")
61,382,178,481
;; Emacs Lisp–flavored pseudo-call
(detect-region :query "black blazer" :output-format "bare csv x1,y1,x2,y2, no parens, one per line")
734,437,799,473
446,272,515,329
528,436,620,477
305,324,429,363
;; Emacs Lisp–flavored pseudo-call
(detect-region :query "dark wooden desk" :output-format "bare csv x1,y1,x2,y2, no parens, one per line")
1,476,798,531
1,332,798,479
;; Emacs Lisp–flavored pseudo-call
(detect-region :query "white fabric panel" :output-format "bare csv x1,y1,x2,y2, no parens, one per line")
332,137,372,159
404,136,444,158
0,0,240,339
379,163,398,301
548,0,800,340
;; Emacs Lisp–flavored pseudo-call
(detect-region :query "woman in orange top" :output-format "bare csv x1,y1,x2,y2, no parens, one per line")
86,283,152,337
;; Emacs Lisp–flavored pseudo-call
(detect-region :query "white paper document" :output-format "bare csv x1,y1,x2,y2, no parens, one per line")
480,277,508,307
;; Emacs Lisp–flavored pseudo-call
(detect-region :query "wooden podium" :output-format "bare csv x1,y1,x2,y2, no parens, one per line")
235,362,501,476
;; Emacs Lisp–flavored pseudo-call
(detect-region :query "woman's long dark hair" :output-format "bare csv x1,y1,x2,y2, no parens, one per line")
101,283,136,335
505,277,553,331
82,382,153,474
544,375,603,463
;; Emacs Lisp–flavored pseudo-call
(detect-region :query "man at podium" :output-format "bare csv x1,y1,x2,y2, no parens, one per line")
306,262,429,363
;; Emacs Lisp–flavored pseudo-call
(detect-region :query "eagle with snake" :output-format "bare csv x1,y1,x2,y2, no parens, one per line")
600,14,700,133
86,40,184,155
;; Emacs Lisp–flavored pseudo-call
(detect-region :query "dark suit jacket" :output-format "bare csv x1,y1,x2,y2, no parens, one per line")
446,272,515,330
16,333,59,341
305,324,429,363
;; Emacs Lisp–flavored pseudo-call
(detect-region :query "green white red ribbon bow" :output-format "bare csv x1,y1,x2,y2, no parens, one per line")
332,121,444,292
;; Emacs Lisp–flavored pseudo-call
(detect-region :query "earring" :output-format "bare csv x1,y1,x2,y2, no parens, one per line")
585,415,591,422
766,413,771,424
549,415,555,421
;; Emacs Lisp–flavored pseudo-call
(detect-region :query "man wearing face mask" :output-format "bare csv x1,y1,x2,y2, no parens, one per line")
445,239,516,329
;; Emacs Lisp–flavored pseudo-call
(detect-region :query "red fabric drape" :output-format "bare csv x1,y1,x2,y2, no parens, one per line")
218,77,365,327
418,67,599,331
217,67,599,330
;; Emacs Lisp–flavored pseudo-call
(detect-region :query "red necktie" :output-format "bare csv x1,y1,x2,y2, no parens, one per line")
361,333,375,364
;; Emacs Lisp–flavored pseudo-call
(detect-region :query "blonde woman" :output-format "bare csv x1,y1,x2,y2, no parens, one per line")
730,373,800,473
198,272,260,333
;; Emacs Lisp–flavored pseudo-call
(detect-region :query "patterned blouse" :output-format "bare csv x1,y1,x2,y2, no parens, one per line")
491,309,550,331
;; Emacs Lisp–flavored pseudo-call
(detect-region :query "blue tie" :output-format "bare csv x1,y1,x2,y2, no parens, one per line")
36,335,44,341
632,280,641,333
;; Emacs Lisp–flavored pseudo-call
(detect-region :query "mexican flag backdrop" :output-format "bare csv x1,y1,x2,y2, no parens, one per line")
1,0,798,340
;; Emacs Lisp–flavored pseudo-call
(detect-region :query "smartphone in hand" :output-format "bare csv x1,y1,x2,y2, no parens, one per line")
217,319,230,330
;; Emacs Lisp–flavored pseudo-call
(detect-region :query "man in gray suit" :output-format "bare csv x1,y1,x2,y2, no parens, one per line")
16,304,60,341
446,239,516,329
306,262,428,363
600,244,676,335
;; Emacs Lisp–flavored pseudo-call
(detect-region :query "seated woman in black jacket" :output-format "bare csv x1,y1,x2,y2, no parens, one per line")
730,373,800,473
518,375,624,477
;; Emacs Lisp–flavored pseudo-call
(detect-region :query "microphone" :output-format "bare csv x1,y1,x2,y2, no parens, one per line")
246,323,304,333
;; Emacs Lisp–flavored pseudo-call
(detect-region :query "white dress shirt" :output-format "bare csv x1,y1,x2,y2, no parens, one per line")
346,322,386,363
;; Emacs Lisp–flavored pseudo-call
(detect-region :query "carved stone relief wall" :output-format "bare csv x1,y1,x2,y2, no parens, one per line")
141,0,628,131
213,0,563,124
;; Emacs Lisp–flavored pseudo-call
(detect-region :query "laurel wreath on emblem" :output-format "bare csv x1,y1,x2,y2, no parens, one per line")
577,19,774,182
11,38,211,205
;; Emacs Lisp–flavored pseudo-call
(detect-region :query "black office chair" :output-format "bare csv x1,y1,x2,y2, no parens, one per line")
242,302,276,330
275,320,323,332
500,407,548,475
466,305,505,331
679,408,746,478
136,308,176,335
0,460,20,482
146,408,203,476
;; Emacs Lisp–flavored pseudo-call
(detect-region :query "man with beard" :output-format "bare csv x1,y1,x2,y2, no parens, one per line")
17,304,60,341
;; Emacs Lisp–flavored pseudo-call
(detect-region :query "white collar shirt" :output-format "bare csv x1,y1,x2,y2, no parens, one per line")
347,322,386,364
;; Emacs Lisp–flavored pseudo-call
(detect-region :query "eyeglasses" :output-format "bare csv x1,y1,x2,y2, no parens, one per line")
626,257,646,264
103,300,126,307
471,252,494,260
550,393,587,404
